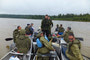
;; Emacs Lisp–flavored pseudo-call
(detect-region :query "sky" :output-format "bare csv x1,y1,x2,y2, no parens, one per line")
0,0,90,15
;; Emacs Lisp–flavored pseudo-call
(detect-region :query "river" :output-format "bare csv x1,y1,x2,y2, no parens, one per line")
0,18,90,58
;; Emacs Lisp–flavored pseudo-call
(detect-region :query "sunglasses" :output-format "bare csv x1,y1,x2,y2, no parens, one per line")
69,38,73,40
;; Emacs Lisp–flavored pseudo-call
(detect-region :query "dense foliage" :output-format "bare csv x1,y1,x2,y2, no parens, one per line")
0,14,90,22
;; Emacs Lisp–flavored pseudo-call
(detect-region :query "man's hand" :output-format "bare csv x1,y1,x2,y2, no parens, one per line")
57,35,61,38
50,38,53,42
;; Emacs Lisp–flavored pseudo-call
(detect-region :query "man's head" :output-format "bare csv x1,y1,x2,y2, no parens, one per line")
36,31,43,38
48,17,50,20
60,24,62,27
27,24,30,27
28,24,31,27
45,14,48,19
17,26,21,30
57,24,59,27
67,27,71,31
27,24,30,26
40,31,43,36
68,33,75,42
31,23,33,26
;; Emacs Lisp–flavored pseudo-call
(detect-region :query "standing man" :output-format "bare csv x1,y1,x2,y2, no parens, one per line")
66,33,83,60
48,17,53,35
41,15,51,37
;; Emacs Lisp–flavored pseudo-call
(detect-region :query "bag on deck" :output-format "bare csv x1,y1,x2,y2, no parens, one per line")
58,32,63,35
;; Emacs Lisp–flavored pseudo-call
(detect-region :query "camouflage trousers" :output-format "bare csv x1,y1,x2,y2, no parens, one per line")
37,56,49,60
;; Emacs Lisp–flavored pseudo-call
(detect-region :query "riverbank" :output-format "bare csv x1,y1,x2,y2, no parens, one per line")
0,17,90,22
0,14,90,22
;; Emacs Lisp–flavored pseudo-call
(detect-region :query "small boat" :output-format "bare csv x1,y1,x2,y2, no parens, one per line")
1,36,33,60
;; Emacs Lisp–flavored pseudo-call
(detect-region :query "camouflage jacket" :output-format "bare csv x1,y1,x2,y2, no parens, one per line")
58,27,65,32
37,36,54,54
61,30,73,43
41,19,52,30
16,29,31,54
66,39,83,60
13,29,20,43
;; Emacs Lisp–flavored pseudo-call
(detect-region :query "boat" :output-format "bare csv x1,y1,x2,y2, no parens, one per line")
1,36,33,60
1,31,90,60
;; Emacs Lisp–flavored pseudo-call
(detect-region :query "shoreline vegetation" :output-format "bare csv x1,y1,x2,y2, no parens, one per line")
0,14,90,22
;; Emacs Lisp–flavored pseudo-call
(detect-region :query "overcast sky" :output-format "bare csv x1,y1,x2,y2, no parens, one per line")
0,0,90,15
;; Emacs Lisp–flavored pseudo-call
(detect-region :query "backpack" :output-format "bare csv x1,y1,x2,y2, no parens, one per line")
36,38,43,48
36,35,49,48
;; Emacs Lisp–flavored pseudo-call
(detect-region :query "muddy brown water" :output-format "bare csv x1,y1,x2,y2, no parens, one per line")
0,18,90,59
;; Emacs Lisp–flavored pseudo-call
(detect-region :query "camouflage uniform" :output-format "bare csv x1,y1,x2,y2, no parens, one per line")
13,29,20,43
37,36,54,60
48,19,53,35
41,18,52,37
58,27,65,33
25,26,30,35
61,30,73,43
66,39,83,60
16,29,31,54
55,24,59,32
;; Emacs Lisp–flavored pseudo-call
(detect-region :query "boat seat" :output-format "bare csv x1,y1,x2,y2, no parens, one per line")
36,51,57,58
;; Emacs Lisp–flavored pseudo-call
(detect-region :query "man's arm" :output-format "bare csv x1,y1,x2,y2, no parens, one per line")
40,37,54,51
71,45,83,60
66,49,76,60
41,20,43,29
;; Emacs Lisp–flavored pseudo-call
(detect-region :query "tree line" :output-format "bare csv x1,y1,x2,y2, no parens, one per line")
0,13,90,22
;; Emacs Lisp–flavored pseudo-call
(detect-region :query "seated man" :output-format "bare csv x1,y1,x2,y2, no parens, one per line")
59,27,74,43
58,24,65,35
36,32,55,60
66,33,83,60
25,24,31,35
13,26,21,43
15,29,31,54
55,24,59,32
29,23,34,36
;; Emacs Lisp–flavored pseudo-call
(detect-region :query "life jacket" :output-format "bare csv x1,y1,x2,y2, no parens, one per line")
36,38,43,48
58,32,63,35
36,35,49,48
